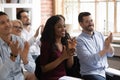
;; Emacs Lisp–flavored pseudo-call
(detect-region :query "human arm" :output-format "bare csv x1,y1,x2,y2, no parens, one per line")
40,46,73,73
20,41,35,73
34,26,40,38
0,40,20,79
41,38,76,72
66,38,77,68
76,32,114,66
99,33,114,57
35,41,74,73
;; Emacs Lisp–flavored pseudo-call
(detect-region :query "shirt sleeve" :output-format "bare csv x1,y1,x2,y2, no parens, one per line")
24,53,35,73
76,39,101,67
28,36,36,46
0,57,15,79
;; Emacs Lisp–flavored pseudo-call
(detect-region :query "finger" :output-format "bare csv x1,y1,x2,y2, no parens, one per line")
63,45,66,51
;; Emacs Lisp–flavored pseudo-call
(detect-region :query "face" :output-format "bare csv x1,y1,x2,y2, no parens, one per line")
20,12,31,26
80,15,94,33
0,15,12,36
54,18,66,38
12,21,23,36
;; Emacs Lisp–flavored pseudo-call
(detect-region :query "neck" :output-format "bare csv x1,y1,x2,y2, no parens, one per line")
23,25,30,32
83,30,94,35
55,37,62,43
0,34,11,44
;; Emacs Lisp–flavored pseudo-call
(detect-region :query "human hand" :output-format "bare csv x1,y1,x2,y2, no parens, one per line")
34,26,40,38
104,32,113,48
68,37,77,49
9,40,20,57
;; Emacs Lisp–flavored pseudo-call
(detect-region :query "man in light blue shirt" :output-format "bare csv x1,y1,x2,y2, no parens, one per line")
76,12,114,80
0,11,35,80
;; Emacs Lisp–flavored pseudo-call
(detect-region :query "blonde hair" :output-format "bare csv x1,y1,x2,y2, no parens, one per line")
11,19,23,29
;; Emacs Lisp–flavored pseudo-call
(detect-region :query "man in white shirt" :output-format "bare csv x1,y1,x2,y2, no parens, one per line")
17,10,40,60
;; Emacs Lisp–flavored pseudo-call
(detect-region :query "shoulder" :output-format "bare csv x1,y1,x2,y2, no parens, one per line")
94,31,104,38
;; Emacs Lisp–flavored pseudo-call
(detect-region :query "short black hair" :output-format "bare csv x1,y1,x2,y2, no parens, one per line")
78,12,91,23
17,10,28,19
0,11,8,16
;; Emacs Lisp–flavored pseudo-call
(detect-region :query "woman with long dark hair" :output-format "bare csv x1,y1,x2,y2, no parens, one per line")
35,15,76,80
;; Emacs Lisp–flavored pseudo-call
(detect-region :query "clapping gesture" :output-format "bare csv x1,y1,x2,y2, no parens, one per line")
62,38,77,59
104,32,112,48
104,32,114,54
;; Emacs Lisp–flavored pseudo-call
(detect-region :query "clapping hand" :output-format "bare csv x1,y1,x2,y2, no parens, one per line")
67,37,77,55
9,40,20,57
105,32,113,47
68,37,77,49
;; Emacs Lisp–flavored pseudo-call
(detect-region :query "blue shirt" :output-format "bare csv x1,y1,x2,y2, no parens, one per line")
76,31,114,77
0,34,35,80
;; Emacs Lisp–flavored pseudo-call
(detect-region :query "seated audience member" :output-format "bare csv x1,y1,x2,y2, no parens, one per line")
0,11,33,80
17,10,41,60
11,20,37,80
76,12,114,80
35,15,77,80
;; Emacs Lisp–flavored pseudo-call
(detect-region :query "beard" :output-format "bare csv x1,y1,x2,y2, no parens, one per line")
84,25,94,32
23,22,31,26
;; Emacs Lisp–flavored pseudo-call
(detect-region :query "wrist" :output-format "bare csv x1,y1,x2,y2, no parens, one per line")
10,53,17,58
10,53,17,61
23,60,28,65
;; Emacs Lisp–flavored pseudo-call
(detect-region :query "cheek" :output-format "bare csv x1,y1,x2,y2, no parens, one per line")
55,30,60,36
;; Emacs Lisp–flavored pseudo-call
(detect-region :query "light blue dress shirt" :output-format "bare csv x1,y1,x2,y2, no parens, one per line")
0,34,35,80
76,31,114,78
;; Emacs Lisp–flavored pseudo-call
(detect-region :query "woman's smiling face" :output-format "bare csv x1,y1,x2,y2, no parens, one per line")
54,18,66,38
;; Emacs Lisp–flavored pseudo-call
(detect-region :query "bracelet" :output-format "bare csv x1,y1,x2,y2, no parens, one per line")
10,53,17,58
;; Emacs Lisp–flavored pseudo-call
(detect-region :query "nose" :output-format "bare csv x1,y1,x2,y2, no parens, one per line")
62,26,66,31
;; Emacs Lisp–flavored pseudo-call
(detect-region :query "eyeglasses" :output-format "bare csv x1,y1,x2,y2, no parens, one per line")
13,26,23,30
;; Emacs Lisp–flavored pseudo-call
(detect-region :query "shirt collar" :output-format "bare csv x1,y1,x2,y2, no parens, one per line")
0,38,7,46
81,31,95,38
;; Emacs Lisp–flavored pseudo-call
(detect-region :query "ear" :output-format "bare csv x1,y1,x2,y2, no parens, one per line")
79,22,83,27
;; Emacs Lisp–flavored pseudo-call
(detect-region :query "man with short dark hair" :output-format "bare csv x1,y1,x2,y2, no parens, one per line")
76,12,114,80
0,11,30,80
17,10,40,60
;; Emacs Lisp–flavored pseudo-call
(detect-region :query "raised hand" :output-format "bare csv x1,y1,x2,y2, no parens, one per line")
9,40,20,57
61,46,71,59
68,37,77,49
104,32,113,47
34,26,40,38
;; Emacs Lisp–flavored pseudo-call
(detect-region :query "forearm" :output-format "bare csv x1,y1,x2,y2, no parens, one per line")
99,45,114,57
66,56,74,68
24,61,35,73
24,54,35,72
99,49,107,57
41,56,65,73
108,45,114,54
